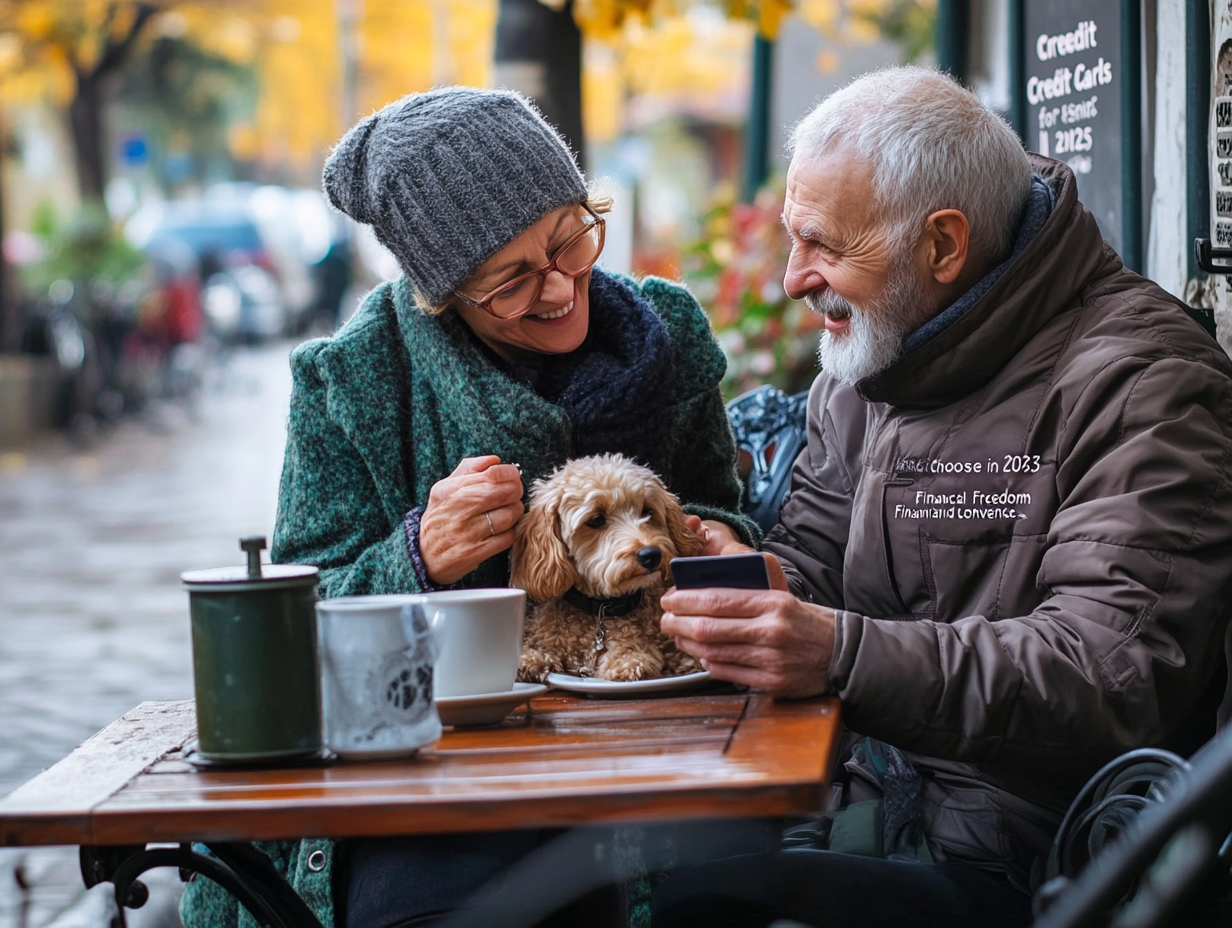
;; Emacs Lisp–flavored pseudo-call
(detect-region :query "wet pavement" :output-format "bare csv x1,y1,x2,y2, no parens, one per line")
0,342,294,927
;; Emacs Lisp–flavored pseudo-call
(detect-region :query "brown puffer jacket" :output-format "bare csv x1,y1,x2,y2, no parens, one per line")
764,156,1232,888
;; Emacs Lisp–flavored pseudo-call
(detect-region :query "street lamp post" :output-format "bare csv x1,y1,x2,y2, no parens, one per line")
936,0,971,82
742,34,774,204
494,0,585,169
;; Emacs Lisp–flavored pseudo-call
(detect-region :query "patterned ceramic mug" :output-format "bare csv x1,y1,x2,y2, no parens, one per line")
315,595,442,760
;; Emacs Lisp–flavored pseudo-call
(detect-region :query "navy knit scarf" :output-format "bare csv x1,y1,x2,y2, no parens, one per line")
527,269,676,475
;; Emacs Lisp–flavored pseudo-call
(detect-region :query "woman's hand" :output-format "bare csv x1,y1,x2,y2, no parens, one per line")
420,456,524,585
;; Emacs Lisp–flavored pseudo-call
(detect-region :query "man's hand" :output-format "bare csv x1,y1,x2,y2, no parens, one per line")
661,559,835,698
683,516,755,557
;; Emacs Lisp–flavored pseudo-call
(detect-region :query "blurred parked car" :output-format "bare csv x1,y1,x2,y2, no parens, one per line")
127,198,292,342
131,238,208,404
200,263,284,342
246,185,333,332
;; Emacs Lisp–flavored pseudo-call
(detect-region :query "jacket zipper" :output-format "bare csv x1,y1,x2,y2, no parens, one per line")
880,475,914,614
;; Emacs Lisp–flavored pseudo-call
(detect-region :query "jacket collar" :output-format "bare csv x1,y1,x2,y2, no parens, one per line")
856,156,1116,411
391,276,574,484
311,269,672,508
305,277,572,521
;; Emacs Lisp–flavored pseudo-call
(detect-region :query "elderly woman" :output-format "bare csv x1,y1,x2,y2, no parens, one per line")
181,88,756,928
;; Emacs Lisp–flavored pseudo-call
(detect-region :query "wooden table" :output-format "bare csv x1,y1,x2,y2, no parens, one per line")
0,692,840,927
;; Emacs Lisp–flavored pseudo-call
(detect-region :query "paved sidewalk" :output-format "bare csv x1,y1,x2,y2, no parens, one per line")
0,342,293,928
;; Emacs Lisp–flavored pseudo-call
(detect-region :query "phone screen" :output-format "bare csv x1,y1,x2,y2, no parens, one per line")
670,553,772,591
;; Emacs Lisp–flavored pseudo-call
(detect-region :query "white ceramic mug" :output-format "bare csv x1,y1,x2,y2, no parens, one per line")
416,588,526,698
315,595,443,759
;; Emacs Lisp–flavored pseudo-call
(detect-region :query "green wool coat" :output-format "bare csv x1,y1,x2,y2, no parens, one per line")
180,273,758,928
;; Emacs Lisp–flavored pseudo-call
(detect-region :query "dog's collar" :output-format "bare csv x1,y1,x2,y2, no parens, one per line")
562,587,646,618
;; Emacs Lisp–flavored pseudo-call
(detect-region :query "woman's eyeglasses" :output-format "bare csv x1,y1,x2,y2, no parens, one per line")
454,206,606,320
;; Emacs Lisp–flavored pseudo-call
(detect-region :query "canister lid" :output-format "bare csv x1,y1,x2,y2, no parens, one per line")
181,536,319,590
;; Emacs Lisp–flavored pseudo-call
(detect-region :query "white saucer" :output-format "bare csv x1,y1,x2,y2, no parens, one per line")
545,670,712,698
435,682,548,726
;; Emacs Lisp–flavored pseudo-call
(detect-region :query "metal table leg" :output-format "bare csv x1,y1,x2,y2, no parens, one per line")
81,841,327,928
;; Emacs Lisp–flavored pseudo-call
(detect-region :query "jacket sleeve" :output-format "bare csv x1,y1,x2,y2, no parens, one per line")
271,341,425,598
763,374,867,608
179,839,336,928
827,357,1232,775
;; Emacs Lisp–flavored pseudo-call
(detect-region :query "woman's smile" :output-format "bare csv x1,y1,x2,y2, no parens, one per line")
451,206,596,360
531,300,574,321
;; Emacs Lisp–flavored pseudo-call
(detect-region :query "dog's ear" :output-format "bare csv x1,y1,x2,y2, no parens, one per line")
662,487,706,558
510,493,575,602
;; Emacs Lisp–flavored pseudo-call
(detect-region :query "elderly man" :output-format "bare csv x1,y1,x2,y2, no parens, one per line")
660,66,1232,926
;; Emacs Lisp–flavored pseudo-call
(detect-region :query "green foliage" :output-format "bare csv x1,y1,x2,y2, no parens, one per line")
852,0,936,63
19,202,146,296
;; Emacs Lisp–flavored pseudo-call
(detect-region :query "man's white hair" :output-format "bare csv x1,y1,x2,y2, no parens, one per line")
789,66,1033,266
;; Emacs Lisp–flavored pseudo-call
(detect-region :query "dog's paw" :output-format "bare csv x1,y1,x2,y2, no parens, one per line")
518,653,562,684
597,650,662,682
600,664,648,682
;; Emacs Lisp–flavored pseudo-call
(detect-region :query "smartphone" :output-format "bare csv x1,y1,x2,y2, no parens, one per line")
670,553,772,591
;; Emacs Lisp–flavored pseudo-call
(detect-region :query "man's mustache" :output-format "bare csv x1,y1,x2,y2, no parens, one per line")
805,291,854,321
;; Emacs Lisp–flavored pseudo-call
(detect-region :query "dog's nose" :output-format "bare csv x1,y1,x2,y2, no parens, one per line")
637,546,662,570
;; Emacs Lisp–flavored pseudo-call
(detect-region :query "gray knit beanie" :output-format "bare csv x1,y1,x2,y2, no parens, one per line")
322,87,589,307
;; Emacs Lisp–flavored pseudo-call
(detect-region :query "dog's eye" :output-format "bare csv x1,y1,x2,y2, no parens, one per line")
641,507,654,521
586,513,606,529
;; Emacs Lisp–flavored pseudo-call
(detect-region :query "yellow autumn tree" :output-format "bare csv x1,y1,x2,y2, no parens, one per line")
0,0,499,199
183,0,495,177
0,1,167,200
571,0,931,43
576,0,933,147
187,0,496,178
0,0,308,198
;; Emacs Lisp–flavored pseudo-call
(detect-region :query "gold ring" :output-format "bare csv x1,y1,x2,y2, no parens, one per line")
484,511,495,536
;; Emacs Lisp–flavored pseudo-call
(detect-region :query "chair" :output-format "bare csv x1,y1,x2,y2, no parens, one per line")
1033,729,1232,928
726,385,811,535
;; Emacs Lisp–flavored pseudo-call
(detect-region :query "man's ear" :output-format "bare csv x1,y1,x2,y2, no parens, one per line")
921,209,970,285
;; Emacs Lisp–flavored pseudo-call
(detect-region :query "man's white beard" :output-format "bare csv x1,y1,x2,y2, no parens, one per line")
807,259,935,386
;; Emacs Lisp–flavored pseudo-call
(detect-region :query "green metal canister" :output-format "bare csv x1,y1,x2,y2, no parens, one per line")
182,536,322,763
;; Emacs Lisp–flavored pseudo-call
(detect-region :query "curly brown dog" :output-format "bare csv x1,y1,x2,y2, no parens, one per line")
510,454,705,682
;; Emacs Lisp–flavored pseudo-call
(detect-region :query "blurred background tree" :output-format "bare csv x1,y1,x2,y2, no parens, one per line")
0,0,495,195
0,0,936,387
114,32,256,193
0,1,161,203
0,0,932,229
496,0,584,166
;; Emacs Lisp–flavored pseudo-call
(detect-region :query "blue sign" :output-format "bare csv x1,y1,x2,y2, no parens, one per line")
120,135,149,168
